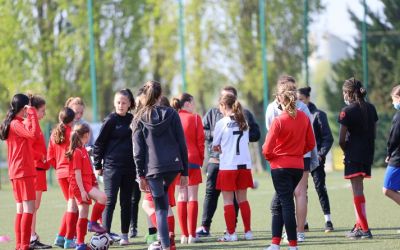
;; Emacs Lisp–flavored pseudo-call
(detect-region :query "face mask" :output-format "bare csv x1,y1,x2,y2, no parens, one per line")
344,100,350,106
394,103,400,110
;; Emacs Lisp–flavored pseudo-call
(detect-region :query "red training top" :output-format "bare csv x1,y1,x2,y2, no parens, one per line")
71,146,95,184
25,118,49,170
262,110,315,169
47,124,72,179
7,107,39,180
178,109,205,166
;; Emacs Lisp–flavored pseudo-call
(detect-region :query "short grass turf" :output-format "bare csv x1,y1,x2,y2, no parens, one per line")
0,168,400,250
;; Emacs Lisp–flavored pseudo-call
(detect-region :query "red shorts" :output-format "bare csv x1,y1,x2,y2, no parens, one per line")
11,176,36,202
71,181,93,205
58,177,70,201
35,170,47,192
179,168,202,186
216,169,253,191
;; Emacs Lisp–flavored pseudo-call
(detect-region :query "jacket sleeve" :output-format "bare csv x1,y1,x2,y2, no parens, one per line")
388,114,400,158
196,114,205,164
47,137,56,168
304,118,316,154
202,109,214,144
174,112,189,176
262,118,279,160
317,111,334,158
13,107,38,139
92,115,114,170
244,109,261,142
132,124,146,178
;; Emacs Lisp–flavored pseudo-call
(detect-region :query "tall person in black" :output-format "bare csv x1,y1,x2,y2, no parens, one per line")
338,78,378,239
196,86,260,237
132,80,188,250
93,89,136,245
297,87,335,232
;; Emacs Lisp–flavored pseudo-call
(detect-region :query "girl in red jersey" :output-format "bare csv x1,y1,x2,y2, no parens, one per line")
48,107,78,248
262,88,315,250
172,93,205,244
338,78,377,239
27,95,52,249
66,123,107,250
212,94,253,242
0,94,39,250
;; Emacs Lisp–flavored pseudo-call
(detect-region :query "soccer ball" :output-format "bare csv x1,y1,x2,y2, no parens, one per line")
89,233,110,250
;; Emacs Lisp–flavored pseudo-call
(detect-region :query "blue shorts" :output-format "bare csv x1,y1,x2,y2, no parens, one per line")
383,166,400,191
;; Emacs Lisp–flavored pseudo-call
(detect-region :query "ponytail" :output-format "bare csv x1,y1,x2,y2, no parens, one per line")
280,91,297,118
0,94,30,140
171,97,181,111
171,93,193,111
232,100,248,131
54,107,75,144
65,123,90,160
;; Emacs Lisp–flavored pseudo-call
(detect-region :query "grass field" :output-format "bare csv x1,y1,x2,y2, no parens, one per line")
0,168,400,250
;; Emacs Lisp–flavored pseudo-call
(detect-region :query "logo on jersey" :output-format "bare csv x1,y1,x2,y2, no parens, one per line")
339,111,346,120
175,157,179,162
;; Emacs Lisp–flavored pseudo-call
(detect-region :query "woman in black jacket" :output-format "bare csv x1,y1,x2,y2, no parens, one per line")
132,80,188,250
93,89,136,245
297,87,335,232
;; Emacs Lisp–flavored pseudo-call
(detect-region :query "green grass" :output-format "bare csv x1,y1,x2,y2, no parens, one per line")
1,168,400,249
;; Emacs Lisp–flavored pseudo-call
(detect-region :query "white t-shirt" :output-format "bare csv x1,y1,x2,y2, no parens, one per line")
212,116,252,170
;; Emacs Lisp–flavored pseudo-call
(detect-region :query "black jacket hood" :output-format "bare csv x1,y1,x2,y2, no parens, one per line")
140,106,175,136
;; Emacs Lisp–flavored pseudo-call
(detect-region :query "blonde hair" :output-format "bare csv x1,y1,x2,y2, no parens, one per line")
391,84,400,97
65,97,85,108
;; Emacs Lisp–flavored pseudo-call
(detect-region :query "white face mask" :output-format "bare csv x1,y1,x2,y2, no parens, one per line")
344,100,350,106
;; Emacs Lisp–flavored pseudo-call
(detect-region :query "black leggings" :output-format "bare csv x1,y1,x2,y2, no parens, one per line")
130,181,141,229
102,169,134,234
270,168,303,241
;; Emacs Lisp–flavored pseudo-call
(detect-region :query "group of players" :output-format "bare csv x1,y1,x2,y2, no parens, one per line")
1,75,400,250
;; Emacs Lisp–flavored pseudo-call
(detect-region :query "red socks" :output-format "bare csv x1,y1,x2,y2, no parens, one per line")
177,201,188,237
58,212,68,237
239,201,251,232
15,213,22,250
354,195,369,231
150,213,157,228
168,215,175,234
224,204,236,234
289,240,297,247
90,203,105,222
76,218,88,245
188,201,198,237
65,212,78,239
21,213,33,250
272,236,281,245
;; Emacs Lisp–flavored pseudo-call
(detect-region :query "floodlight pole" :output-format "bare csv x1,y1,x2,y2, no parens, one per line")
362,0,368,91
303,0,309,86
178,0,187,92
87,0,98,122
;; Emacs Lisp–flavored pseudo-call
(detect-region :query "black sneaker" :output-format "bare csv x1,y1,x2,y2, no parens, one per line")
361,230,373,239
304,223,309,232
30,240,52,249
325,221,334,232
196,226,210,237
129,227,138,238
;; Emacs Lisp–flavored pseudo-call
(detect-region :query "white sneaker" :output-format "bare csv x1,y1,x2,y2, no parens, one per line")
218,232,238,242
180,235,188,244
244,231,254,240
297,232,305,242
119,238,129,246
288,247,299,250
188,235,199,243
264,244,280,250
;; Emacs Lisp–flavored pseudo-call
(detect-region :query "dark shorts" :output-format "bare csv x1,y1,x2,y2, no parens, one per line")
303,157,311,172
344,161,371,179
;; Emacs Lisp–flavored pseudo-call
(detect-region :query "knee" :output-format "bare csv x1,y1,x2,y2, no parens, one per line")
99,193,107,205
382,187,390,196
154,196,168,211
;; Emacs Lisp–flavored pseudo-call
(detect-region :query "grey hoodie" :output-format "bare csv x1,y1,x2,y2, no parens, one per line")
132,106,188,178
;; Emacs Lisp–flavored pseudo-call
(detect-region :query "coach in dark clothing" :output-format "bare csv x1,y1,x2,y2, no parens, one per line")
196,86,260,237
298,87,335,232
93,89,136,244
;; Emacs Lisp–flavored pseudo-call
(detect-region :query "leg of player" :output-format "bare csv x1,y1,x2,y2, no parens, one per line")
177,185,189,244
294,171,309,242
76,204,89,250
188,184,199,243
64,198,78,249
21,200,35,250
236,189,252,240
88,187,107,234
219,191,237,242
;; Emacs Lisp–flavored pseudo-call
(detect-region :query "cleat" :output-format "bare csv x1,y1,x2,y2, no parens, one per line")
88,222,106,234
325,221,334,233
297,232,305,242
195,226,210,237
217,232,238,242
244,231,254,240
